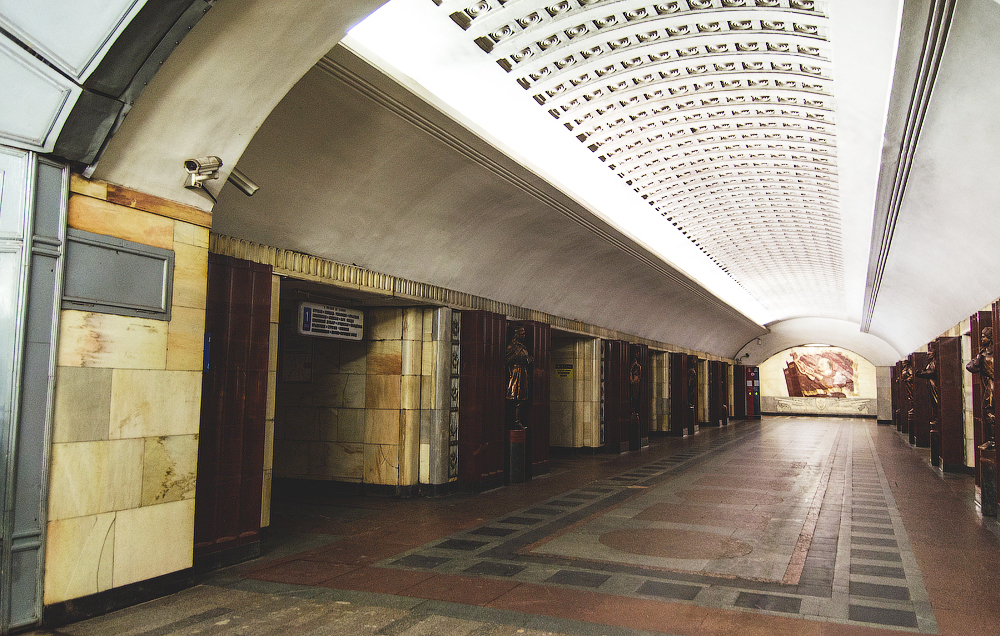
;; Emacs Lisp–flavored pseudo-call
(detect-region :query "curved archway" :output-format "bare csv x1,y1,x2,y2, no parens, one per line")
735,317,903,367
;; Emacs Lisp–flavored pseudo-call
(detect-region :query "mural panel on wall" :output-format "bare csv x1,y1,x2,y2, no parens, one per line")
783,350,858,398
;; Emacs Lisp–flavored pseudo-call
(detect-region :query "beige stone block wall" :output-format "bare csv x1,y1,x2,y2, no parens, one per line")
577,338,601,448
46,177,208,605
261,274,280,528
549,338,576,447
961,317,974,466
650,352,668,432
272,306,424,489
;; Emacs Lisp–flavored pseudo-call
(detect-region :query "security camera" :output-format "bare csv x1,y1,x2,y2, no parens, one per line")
183,156,222,189
227,167,260,196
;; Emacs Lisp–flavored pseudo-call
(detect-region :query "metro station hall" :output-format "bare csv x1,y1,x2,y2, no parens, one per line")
3,1,1000,635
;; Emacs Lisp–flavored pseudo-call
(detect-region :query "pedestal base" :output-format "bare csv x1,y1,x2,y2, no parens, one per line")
508,429,526,484
930,428,941,467
979,444,997,517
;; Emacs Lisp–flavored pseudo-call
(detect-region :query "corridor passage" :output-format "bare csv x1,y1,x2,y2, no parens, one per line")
32,418,1000,636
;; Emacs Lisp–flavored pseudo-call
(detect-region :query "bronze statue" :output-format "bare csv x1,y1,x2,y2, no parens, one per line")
916,347,939,425
967,326,995,447
687,366,697,410
901,358,914,419
629,351,642,416
506,325,533,430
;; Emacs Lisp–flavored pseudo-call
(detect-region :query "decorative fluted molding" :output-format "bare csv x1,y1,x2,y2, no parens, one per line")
209,232,732,362
862,0,956,332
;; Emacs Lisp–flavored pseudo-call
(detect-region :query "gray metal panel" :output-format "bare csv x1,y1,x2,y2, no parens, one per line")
0,152,66,634
63,228,172,320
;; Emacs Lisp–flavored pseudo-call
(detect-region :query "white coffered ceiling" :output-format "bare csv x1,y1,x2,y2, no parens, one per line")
345,0,900,326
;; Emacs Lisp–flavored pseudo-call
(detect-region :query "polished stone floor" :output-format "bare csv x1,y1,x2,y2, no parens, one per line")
29,417,1000,636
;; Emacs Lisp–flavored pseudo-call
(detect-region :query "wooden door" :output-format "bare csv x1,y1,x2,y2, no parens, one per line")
459,310,506,490
668,353,687,435
936,336,963,471
732,364,747,420
195,254,271,561
910,351,931,447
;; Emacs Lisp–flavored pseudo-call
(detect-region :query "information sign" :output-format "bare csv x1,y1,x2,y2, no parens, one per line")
297,302,364,340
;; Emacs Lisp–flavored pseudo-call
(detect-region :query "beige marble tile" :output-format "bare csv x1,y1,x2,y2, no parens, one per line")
420,375,434,410
171,242,208,310
44,512,115,604
52,366,112,443
312,373,349,408
110,369,201,438
399,409,420,486
367,340,402,375
260,468,272,528
366,374,401,410
365,409,401,445
68,196,173,250
368,308,402,341
276,381,313,407
338,409,365,443
270,275,281,324
327,443,364,482
48,440,143,520
268,323,279,369
400,375,421,411
166,306,206,371
141,435,198,506
344,373,366,408
318,408,339,441
266,370,277,421
173,221,208,248
402,307,423,341
58,311,168,369
113,500,194,588
263,418,274,471
340,341,367,374
421,308,433,342
364,444,399,485
401,339,422,377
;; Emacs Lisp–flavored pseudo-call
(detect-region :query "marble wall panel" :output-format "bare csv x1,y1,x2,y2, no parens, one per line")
48,440,143,521
52,366,112,443
365,444,399,485
311,373,350,408
109,369,201,438
400,375,421,411
366,374,401,410
338,408,365,443
141,435,198,506
368,308,403,341
173,221,208,249
68,195,173,250
402,307,422,342
368,339,402,375
327,443,364,481
43,512,115,604
401,338,422,377
171,242,208,310
58,311,168,369
340,341,367,374
365,409,401,445
113,500,194,588
166,306,206,371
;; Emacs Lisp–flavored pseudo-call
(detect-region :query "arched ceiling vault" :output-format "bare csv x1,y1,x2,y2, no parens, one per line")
347,0,871,323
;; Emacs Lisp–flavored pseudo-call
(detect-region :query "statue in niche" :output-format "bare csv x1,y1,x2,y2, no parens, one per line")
687,367,698,411
916,346,939,427
967,326,995,447
506,325,533,430
901,358,914,419
629,351,642,417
